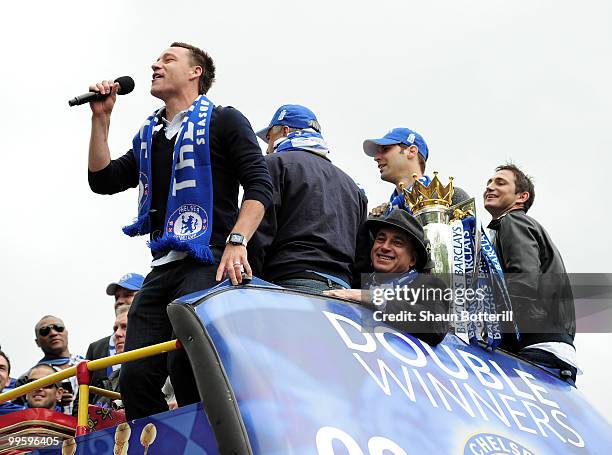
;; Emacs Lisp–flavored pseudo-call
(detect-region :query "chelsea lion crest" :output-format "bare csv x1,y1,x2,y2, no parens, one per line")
166,204,208,240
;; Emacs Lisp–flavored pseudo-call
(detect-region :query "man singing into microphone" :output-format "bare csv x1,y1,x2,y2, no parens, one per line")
87,42,272,419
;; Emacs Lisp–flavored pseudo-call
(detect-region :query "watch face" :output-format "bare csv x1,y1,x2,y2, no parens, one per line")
230,233,244,243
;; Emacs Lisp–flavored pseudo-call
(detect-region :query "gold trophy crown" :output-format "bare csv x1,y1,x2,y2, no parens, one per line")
399,171,454,214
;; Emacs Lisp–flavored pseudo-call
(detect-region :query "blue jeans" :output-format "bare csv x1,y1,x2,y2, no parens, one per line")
275,278,345,294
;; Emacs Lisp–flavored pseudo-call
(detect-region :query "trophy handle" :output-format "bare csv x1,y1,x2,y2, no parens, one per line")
449,197,476,222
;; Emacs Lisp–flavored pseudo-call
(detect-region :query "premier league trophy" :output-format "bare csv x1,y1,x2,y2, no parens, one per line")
399,172,515,349
399,172,475,343
399,173,475,273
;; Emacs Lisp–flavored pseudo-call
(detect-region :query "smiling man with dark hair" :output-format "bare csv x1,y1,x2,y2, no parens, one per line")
325,209,449,345
484,164,578,384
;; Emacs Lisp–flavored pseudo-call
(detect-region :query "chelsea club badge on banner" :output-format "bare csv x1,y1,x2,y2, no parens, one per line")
166,204,209,241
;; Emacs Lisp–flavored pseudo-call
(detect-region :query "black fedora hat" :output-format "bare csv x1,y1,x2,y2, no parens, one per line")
366,209,429,271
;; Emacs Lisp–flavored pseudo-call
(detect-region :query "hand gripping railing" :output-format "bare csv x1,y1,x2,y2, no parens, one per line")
0,339,182,436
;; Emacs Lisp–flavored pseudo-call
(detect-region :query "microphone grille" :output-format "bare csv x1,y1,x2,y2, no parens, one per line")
115,76,135,95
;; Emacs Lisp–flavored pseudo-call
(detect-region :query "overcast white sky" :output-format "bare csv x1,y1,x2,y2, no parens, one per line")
1,0,611,423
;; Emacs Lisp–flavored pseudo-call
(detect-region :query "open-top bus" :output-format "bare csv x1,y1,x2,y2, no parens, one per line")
2,278,611,454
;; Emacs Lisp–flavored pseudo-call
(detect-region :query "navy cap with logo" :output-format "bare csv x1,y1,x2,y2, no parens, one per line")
256,104,321,143
105,273,145,296
363,127,429,161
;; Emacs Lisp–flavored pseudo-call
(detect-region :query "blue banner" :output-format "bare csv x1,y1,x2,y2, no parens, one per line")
190,284,610,454
33,282,612,454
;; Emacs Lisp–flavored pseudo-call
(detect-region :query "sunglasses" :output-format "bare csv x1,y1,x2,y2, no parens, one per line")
26,379,58,390
38,324,65,337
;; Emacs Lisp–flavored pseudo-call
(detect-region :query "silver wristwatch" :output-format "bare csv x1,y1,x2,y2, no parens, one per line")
226,232,247,247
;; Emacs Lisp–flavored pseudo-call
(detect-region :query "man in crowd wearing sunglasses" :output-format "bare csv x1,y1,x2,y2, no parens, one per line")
25,364,64,411
33,316,83,414
14,316,83,414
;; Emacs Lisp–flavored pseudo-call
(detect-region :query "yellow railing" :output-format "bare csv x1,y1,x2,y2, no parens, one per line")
0,339,181,436
89,386,121,401
0,367,78,404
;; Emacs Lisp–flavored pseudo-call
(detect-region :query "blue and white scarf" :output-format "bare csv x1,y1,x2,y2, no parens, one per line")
274,128,330,158
450,219,471,344
462,216,519,350
275,129,368,198
123,95,215,264
366,269,418,311
37,353,84,367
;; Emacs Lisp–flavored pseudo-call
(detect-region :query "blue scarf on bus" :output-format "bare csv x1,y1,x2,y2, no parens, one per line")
451,216,519,350
123,95,215,264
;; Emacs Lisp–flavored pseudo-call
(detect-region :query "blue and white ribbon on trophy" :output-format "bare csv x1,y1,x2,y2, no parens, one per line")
449,218,471,344
460,216,519,350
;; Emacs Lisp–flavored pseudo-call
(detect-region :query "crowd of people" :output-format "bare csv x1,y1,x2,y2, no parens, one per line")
0,41,577,421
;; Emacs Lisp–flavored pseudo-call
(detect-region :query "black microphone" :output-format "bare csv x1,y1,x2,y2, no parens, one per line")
68,76,135,107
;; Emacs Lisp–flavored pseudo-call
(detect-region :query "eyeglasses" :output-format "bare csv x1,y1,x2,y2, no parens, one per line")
38,324,65,337
26,379,58,390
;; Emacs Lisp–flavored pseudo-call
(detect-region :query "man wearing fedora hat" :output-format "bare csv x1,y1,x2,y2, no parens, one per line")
325,209,449,345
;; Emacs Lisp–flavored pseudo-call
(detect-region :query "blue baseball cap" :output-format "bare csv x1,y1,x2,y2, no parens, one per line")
363,128,429,161
106,273,145,296
255,104,321,143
